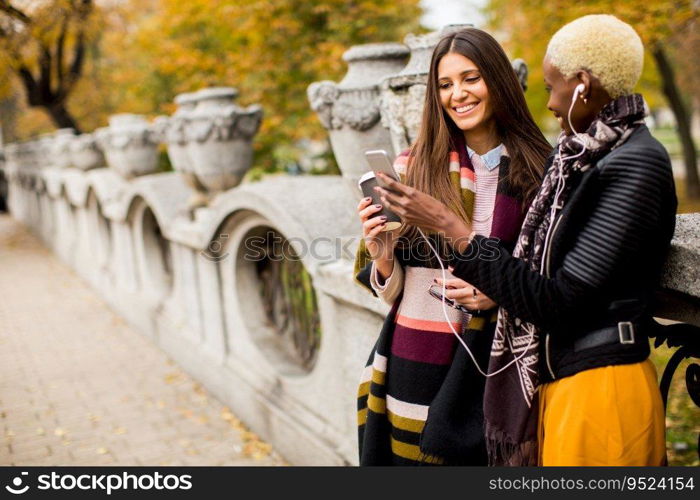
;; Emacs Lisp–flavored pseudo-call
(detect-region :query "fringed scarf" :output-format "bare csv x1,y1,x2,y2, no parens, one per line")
484,93,648,465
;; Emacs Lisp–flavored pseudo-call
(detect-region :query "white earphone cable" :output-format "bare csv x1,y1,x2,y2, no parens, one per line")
406,86,587,377
417,227,534,378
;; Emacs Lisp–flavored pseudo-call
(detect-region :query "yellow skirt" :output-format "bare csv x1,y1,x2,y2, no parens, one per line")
538,359,666,466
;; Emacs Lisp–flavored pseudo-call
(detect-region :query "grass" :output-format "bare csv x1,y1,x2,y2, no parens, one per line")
676,177,700,214
650,129,699,466
649,342,700,466
650,127,700,214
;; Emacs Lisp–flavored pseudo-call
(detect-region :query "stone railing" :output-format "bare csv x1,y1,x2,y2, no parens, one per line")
2,25,698,465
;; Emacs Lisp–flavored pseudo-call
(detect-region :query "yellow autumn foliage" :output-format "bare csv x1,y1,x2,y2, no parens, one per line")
483,0,698,132
93,0,422,169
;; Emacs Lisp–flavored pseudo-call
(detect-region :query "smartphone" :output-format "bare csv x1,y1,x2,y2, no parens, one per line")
364,150,400,189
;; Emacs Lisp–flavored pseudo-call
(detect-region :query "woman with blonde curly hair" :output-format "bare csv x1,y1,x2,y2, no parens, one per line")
376,14,676,465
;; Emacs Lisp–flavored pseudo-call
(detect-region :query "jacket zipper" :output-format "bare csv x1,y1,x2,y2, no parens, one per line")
543,213,563,380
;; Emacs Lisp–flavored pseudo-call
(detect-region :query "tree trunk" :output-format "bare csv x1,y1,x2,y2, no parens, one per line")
652,44,700,200
45,102,81,133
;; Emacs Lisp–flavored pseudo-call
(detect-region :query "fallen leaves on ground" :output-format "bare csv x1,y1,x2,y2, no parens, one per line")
220,408,273,460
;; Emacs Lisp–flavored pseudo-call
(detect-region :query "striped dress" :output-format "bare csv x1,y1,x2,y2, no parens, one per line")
356,145,518,465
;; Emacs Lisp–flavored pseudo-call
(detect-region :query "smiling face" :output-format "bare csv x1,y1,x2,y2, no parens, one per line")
543,56,599,135
437,52,494,138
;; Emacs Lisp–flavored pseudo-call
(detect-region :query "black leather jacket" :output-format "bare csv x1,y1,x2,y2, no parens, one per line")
452,126,677,382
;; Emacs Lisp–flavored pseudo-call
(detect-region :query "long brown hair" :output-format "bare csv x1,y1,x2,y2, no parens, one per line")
400,28,551,248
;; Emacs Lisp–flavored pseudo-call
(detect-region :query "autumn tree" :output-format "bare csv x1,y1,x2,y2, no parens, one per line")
484,0,700,198
0,0,100,132
96,0,422,169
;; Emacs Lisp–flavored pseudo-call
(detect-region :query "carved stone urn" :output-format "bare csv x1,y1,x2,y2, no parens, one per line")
50,128,77,169
185,87,263,200
307,42,409,197
37,134,55,169
70,133,106,171
156,92,209,208
96,114,160,179
379,25,471,155
3,143,22,183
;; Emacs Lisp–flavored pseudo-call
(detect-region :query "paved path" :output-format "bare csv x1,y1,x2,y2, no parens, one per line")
0,214,284,466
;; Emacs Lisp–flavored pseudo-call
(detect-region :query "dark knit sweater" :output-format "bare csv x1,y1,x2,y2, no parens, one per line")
452,125,677,382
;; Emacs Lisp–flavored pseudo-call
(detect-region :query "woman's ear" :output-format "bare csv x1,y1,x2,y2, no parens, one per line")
575,70,592,100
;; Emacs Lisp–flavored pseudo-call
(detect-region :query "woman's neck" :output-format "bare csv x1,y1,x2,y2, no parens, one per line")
463,122,500,155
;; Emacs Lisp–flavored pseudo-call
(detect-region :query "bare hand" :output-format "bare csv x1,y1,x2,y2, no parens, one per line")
357,196,398,261
434,276,498,311
375,172,473,251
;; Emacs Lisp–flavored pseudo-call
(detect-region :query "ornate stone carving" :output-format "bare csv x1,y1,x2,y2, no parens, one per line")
70,133,106,171
96,114,160,179
307,81,339,130
512,58,529,92
50,128,77,169
308,43,409,197
156,92,209,207
185,87,263,196
37,134,55,169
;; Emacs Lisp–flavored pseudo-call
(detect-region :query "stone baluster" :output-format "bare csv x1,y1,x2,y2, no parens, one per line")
50,128,77,169
308,43,409,198
70,133,106,171
96,114,160,179
157,91,210,208
37,134,55,169
185,87,263,205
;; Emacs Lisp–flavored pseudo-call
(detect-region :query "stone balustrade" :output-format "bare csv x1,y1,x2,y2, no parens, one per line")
1,25,699,465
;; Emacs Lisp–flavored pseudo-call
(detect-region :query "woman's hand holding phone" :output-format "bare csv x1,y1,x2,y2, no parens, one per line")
375,172,474,253
357,197,399,279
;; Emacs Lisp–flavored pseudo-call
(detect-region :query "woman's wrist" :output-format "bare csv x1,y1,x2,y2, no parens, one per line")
375,256,394,282
443,213,474,253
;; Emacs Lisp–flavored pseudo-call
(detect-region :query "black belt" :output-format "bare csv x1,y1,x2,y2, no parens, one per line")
573,321,637,352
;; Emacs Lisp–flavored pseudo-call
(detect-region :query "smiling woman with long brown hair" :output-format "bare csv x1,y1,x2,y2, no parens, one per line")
353,28,551,465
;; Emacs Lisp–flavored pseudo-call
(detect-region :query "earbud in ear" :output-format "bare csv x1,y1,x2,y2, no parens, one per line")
575,84,585,94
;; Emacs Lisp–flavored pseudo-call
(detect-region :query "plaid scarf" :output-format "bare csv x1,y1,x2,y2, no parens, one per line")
484,93,648,465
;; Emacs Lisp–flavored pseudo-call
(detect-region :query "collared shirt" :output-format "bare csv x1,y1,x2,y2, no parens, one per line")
468,143,505,236
467,143,504,171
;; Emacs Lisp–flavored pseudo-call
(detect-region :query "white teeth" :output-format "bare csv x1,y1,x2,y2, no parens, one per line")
455,103,477,113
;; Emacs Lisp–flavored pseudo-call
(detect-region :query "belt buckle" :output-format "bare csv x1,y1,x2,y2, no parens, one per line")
618,321,635,344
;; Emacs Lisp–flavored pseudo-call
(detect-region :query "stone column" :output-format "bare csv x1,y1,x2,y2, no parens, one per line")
308,43,409,198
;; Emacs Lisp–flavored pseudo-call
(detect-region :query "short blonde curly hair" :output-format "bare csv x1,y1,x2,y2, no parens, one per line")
546,14,643,98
